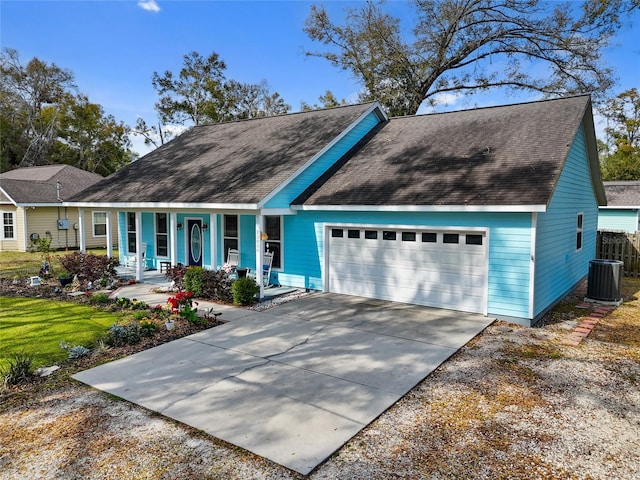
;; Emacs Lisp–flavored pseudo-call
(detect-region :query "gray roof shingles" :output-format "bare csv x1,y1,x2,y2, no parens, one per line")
0,165,103,204
604,181,640,207
71,103,375,204
296,95,596,207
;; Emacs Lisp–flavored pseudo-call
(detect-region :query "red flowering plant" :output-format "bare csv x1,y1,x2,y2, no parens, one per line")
167,291,200,324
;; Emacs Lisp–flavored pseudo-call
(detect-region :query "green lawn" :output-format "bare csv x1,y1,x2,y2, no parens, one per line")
0,297,122,371
0,248,118,278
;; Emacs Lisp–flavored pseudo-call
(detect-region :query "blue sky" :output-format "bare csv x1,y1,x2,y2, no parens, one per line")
1,0,639,156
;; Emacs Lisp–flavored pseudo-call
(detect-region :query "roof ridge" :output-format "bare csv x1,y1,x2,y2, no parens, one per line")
387,94,591,121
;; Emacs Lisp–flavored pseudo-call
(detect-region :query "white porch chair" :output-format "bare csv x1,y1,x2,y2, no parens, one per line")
124,242,147,271
261,251,274,287
227,248,239,267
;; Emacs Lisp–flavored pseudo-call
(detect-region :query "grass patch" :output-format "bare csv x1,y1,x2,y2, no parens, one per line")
0,249,118,278
0,297,122,371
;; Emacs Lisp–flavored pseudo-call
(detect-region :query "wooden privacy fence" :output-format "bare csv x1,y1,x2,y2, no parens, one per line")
596,230,640,277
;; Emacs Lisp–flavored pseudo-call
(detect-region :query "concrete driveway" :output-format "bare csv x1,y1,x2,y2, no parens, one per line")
73,293,494,475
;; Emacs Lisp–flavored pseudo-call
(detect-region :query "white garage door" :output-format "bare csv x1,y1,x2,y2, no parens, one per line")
327,227,487,314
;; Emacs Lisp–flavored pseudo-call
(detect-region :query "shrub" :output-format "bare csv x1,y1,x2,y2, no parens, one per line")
165,263,187,290
184,266,205,297
89,292,110,304
201,269,233,303
60,342,91,359
60,252,119,282
107,323,141,347
2,352,34,386
139,319,159,337
231,277,260,306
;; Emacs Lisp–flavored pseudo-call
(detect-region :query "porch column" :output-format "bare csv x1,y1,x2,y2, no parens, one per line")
255,214,264,299
135,211,144,281
78,209,86,253
209,213,217,269
170,212,178,266
105,210,113,258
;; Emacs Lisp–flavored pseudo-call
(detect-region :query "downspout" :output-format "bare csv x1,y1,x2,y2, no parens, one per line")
529,212,537,320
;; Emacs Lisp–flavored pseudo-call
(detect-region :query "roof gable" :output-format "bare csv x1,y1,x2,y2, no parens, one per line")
0,165,103,204
295,95,603,209
71,103,377,205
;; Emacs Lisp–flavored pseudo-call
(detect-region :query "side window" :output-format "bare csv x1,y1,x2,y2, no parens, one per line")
93,211,107,237
265,215,282,269
127,212,136,254
156,213,168,257
576,213,583,251
2,212,15,239
223,214,239,257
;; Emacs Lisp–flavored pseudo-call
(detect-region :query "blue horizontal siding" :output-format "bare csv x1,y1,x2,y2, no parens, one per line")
598,209,638,233
264,111,382,209
534,126,598,317
277,210,533,319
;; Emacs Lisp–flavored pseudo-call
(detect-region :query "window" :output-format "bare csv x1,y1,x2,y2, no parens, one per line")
443,233,459,244
422,232,437,243
364,230,378,239
466,234,483,245
156,213,168,257
383,231,396,241
402,232,416,242
93,211,107,237
127,212,136,254
2,212,15,239
348,229,360,238
265,215,282,269
576,213,583,250
331,228,343,238
223,214,238,257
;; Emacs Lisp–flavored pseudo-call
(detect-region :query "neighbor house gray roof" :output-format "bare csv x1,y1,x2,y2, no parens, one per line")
71,103,377,205
603,181,640,207
295,95,605,207
0,165,103,204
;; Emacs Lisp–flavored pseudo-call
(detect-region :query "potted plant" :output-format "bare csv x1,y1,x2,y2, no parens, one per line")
165,318,175,331
58,271,72,287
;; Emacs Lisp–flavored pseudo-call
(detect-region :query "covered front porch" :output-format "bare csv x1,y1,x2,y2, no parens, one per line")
76,207,288,300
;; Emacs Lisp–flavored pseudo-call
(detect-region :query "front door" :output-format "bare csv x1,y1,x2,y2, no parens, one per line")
187,219,203,266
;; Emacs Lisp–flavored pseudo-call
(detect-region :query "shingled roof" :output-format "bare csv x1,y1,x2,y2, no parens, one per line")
0,165,103,204
71,103,377,205
295,95,604,208
604,181,640,206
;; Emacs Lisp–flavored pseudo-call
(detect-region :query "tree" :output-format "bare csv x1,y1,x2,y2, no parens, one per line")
137,51,290,149
600,88,640,180
52,94,134,176
301,90,349,111
0,48,75,168
0,48,134,174
151,51,227,126
304,0,618,116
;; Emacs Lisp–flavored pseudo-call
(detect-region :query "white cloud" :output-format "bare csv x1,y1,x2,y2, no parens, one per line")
138,0,160,13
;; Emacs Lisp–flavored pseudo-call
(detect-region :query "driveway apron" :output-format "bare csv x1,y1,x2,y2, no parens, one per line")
73,293,494,475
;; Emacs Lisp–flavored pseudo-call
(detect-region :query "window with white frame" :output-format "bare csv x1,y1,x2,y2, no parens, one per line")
223,214,238,260
2,212,15,239
264,215,282,269
576,213,583,251
93,211,107,237
156,213,168,257
127,212,136,254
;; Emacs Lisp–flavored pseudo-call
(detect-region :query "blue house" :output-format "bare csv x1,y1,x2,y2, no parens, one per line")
598,181,640,233
69,95,605,327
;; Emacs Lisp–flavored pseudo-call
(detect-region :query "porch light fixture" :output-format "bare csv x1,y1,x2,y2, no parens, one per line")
202,224,208,231
261,232,269,241
177,223,183,230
